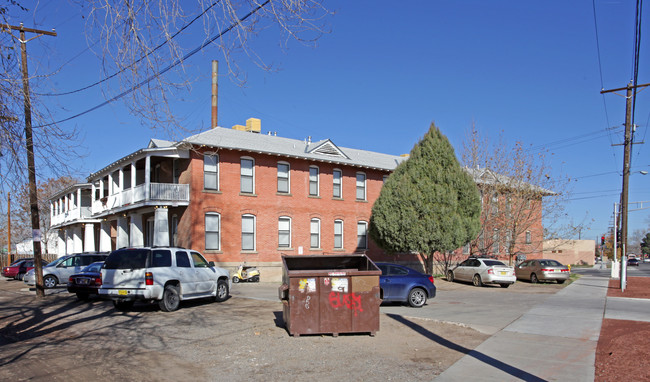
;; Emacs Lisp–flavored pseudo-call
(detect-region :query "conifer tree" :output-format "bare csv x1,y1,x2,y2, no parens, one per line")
370,123,481,274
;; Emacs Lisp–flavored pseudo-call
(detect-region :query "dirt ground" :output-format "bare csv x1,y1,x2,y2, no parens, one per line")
0,279,488,381
595,277,650,382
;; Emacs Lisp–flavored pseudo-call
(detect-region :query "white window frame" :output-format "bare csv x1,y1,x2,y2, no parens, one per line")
240,157,255,194
334,219,344,249
277,162,290,194
310,218,321,249
493,228,499,254
205,213,221,250
526,230,532,244
333,169,342,198
278,216,291,248
204,154,219,190
357,221,368,250
309,166,319,196
356,172,366,200
242,214,256,251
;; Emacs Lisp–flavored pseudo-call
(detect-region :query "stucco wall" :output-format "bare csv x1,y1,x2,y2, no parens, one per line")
543,239,596,266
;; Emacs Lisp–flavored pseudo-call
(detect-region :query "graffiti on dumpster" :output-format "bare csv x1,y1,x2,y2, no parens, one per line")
328,291,363,316
305,295,311,309
298,278,316,293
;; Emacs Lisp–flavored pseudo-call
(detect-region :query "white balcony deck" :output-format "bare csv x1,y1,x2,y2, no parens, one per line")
70,183,190,217
51,206,93,226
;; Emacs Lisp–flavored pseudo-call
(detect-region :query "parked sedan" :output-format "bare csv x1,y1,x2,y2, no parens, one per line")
376,263,436,308
67,261,104,300
2,258,41,280
447,257,516,288
515,259,570,284
627,258,640,267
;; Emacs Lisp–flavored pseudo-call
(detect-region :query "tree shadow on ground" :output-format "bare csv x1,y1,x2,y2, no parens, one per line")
386,313,547,382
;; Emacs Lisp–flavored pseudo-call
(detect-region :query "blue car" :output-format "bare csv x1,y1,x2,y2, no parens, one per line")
376,263,436,308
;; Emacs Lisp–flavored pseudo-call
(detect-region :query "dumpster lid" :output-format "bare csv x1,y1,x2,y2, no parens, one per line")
282,254,381,275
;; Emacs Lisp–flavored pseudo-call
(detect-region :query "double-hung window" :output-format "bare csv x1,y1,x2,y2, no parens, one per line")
334,220,343,249
333,169,342,198
242,214,255,251
357,221,368,249
240,158,254,194
356,172,366,200
278,217,291,248
309,166,319,196
310,218,320,249
204,154,218,190
277,162,290,193
205,213,220,250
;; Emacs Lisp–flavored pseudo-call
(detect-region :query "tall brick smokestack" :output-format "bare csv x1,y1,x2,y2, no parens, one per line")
211,60,218,128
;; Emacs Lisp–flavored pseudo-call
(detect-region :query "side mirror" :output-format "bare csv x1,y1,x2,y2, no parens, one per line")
209,261,215,267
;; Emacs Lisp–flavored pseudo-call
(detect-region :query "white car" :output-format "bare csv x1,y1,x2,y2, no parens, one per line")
447,257,516,288
99,247,230,312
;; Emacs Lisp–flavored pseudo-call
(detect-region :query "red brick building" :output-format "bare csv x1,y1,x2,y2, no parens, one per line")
49,122,547,279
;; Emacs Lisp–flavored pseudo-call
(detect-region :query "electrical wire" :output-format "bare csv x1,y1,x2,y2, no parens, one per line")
34,0,269,129
36,1,220,97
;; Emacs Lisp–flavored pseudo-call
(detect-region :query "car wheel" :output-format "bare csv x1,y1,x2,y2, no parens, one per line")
17,273,25,281
113,300,134,311
232,276,240,283
159,284,181,312
408,288,427,308
500,283,510,288
215,279,229,302
447,271,454,282
76,292,89,301
557,279,565,284
43,275,58,289
472,274,483,287
530,273,539,284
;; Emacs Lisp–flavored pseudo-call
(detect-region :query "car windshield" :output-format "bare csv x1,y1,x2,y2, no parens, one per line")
104,249,149,269
483,260,506,267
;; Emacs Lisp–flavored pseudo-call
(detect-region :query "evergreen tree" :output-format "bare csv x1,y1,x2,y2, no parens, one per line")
369,123,482,274
641,233,650,256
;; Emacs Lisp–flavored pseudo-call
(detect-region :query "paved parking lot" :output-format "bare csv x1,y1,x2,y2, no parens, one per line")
0,278,490,381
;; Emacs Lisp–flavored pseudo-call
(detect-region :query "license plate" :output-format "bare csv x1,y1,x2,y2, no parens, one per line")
78,278,89,285
500,271,507,275
118,290,128,296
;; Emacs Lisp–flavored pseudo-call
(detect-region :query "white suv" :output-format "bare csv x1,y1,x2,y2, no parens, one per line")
99,247,230,312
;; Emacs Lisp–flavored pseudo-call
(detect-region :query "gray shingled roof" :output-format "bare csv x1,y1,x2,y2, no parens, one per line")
465,167,555,195
178,127,407,171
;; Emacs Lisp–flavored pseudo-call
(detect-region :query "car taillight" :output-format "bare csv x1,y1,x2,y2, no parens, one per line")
94,277,102,286
541,269,551,272
145,272,154,286
488,269,494,275
428,276,434,284
561,269,569,272
69,277,74,283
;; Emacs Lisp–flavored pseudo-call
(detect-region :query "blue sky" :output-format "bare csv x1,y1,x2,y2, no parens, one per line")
8,0,650,242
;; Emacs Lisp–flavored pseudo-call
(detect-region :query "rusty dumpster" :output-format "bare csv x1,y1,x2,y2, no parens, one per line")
278,254,382,337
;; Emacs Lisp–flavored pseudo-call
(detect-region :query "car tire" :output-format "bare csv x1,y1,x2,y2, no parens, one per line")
76,292,89,301
530,273,539,284
114,300,134,311
215,279,229,302
472,274,483,287
447,271,454,282
557,279,565,284
232,276,240,283
17,273,25,281
159,284,181,312
499,283,510,288
407,288,427,308
43,275,58,289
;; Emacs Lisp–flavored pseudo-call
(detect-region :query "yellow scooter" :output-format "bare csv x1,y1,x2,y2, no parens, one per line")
232,263,260,283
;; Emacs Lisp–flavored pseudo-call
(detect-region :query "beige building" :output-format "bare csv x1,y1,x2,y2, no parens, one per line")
542,239,596,266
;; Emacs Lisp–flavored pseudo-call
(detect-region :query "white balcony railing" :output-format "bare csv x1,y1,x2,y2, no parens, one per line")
85,183,189,216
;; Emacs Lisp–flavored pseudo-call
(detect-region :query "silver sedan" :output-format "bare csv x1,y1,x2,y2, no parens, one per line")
515,259,570,284
447,257,516,288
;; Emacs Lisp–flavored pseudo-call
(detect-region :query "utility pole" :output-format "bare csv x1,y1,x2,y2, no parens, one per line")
2,23,57,297
7,193,11,265
601,81,650,280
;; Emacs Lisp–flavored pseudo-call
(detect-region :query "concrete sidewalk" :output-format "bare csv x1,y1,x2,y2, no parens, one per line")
435,275,610,381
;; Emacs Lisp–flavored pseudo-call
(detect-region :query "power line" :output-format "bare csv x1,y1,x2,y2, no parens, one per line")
34,0,268,129
525,126,621,152
36,1,220,97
